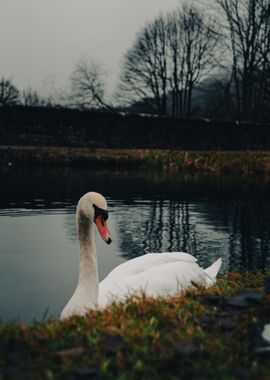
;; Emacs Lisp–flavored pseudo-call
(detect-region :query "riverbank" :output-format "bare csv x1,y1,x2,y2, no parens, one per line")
0,146,148,168
0,273,269,379
1,146,270,175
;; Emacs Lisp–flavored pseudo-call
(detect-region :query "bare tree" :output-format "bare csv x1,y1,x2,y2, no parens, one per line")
120,16,169,116
0,77,20,107
167,6,219,117
70,58,112,110
215,0,270,117
119,6,218,117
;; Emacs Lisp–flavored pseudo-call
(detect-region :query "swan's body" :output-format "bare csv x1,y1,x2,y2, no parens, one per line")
99,252,221,307
60,192,222,320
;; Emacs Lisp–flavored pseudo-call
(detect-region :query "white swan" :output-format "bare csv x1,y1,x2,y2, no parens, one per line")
60,192,222,320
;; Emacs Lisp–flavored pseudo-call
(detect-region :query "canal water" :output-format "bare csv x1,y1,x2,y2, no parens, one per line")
0,167,270,322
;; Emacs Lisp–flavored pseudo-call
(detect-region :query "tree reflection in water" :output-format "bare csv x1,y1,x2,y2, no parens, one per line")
3,166,269,273
114,199,270,273
228,199,270,272
116,200,196,260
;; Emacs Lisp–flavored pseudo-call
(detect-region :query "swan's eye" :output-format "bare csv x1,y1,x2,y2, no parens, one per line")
93,204,108,221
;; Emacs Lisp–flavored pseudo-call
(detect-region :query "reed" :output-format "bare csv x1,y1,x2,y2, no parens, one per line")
145,150,269,175
1,146,270,175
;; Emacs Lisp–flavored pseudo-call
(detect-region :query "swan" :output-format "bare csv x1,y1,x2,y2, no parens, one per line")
60,192,222,320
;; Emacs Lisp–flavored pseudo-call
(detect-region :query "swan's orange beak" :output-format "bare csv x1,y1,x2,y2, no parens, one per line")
95,216,112,244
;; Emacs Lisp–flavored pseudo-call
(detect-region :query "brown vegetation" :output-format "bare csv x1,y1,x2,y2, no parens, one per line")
1,147,270,175
0,273,269,379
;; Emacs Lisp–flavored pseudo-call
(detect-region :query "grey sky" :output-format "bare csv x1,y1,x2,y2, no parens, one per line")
0,0,180,96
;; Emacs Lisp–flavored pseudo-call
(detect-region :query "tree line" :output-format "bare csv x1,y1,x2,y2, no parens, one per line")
1,0,270,122
119,0,270,120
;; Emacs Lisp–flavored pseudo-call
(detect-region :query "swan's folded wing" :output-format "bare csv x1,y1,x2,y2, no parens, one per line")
98,260,206,308
100,252,198,285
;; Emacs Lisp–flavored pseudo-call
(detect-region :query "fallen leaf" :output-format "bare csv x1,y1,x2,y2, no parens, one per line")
227,272,241,281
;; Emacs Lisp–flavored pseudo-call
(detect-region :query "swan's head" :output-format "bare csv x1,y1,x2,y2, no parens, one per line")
77,192,112,244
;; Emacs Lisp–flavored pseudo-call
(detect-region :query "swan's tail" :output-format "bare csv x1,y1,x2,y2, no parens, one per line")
204,258,222,286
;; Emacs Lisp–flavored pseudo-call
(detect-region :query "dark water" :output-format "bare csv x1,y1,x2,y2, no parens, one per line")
0,167,270,322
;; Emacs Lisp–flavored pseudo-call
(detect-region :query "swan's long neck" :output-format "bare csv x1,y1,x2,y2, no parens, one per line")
77,210,99,304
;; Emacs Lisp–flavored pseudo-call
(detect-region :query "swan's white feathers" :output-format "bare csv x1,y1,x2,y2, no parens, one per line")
203,258,222,285
76,192,108,222
101,252,197,282
98,254,221,307
61,289,97,320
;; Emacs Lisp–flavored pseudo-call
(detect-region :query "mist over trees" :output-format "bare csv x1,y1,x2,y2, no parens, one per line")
214,0,270,119
118,0,270,121
119,16,169,116
166,6,219,117
22,88,46,107
119,5,219,118
70,58,113,111
0,78,66,108
1,0,270,122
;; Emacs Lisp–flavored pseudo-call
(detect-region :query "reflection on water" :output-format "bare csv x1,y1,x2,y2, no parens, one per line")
116,200,196,258
115,199,270,272
0,167,270,322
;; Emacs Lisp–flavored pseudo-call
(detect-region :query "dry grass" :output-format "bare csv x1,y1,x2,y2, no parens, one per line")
0,273,270,379
1,146,270,175
146,150,270,175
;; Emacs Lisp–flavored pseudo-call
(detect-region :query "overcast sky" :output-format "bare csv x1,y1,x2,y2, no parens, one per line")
0,0,180,96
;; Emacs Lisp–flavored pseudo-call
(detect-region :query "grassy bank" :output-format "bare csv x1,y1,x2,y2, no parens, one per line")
146,150,270,175
0,146,148,168
1,273,270,379
1,146,270,175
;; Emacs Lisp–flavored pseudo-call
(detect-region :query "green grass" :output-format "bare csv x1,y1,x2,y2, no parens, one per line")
0,273,270,379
